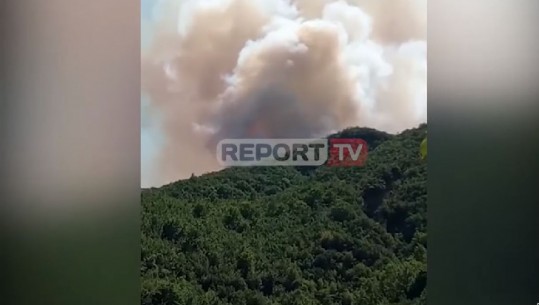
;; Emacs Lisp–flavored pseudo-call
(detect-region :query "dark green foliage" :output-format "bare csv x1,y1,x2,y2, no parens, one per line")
142,125,427,305
327,126,393,151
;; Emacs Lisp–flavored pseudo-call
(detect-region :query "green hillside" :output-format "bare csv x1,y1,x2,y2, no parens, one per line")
141,124,427,305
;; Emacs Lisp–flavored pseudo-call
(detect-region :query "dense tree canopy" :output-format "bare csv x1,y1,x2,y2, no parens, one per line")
141,124,427,305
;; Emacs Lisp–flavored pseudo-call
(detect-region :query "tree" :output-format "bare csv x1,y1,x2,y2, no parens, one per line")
141,125,428,305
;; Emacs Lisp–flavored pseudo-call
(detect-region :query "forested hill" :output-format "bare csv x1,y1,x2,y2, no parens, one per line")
141,124,427,305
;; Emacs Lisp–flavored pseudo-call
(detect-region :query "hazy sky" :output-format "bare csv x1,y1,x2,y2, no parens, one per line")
141,0,426,187
141,0,162,187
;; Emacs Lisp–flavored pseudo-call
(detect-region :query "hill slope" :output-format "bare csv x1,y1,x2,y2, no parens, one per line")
141,125,427,305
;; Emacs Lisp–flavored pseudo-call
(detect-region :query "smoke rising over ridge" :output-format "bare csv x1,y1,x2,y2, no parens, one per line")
142,0,426,186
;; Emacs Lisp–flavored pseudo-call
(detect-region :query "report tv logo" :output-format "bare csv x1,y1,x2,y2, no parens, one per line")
217,138,367,167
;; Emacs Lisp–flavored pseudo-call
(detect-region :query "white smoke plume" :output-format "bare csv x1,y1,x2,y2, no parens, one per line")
142,0,427,186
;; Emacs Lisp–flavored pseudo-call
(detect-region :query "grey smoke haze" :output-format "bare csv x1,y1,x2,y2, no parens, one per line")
142,0,426,186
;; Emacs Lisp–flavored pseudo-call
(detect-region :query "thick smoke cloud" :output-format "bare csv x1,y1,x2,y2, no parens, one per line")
142,0,426,186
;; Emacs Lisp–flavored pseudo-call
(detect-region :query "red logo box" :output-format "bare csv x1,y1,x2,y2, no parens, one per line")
327,138,368,167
